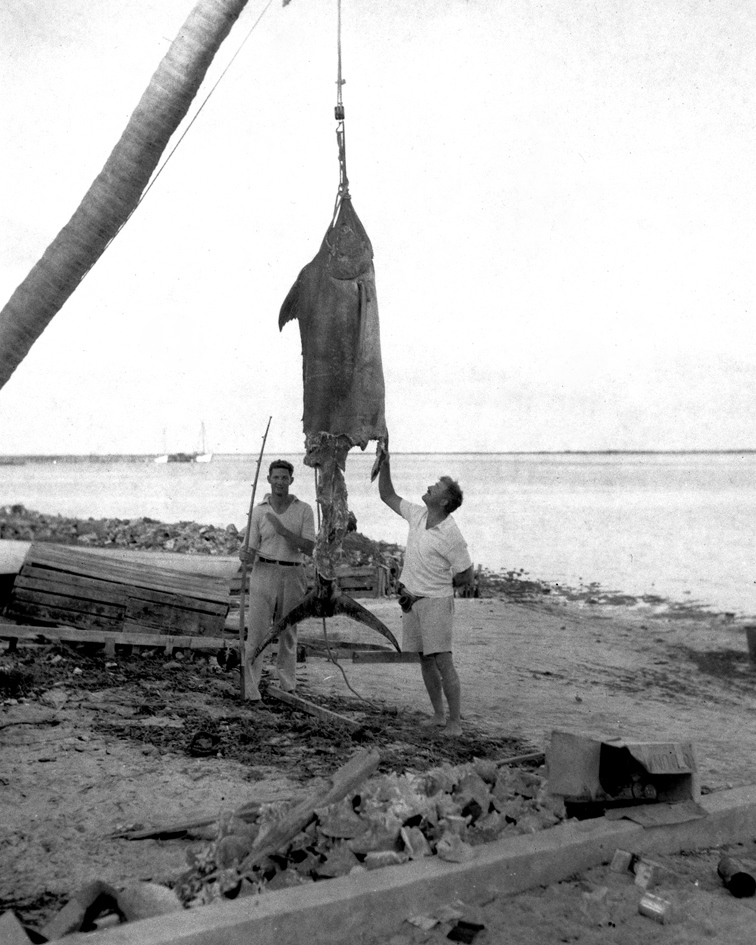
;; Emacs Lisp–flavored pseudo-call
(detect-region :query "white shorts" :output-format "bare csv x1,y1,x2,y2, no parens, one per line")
401,595,454,656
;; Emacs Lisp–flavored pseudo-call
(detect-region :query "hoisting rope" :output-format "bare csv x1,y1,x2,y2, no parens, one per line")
331,0,350,226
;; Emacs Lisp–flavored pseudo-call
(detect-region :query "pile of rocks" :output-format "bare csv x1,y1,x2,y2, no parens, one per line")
0,504,404,571
177,759,565,907
0,505,243,556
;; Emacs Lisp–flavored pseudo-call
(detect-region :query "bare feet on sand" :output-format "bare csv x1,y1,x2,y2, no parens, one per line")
425,714,446,728
443,721,462,737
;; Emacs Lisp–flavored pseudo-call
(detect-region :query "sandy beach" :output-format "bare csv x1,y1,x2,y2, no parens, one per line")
2,514,756,941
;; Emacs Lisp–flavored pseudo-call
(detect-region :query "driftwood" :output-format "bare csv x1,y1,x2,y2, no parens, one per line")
110,800,265,841
352,650,420,663
0,716,60,732
239,748,380,874
495,751,545,767
267,686,361,731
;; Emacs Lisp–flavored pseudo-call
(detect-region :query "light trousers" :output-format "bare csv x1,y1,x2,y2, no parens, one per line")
243,560,307,700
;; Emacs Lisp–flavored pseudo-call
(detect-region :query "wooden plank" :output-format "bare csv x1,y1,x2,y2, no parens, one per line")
25,543,228,602
239,749,380,874
109,799,266,840
16,569,128,605
126,585,228,615
267,686,362,731
11,588,124,620
17,565,228,615
125,599,225,636
351,650,419,663
495,751,546,767
4,603,121,633
0,625,229,651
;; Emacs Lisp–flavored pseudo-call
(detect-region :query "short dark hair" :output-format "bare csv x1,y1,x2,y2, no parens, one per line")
269,459,294,476
441,476,463,513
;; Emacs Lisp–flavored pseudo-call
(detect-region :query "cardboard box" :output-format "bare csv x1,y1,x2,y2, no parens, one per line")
546,730,699,805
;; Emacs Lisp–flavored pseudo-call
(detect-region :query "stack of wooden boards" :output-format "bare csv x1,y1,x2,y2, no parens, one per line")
229,562,389,600
5,543,230,639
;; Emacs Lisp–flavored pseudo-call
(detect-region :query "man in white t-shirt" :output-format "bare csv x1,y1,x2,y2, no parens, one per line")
378,442,473,736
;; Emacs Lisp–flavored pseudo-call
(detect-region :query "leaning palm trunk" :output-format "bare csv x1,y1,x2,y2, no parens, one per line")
0,0,250,390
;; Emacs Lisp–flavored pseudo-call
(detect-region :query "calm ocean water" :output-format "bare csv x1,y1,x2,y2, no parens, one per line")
1,452,753,616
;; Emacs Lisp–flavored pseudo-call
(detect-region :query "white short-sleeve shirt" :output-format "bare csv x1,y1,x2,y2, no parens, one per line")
247,494,316,563
399,499,472,597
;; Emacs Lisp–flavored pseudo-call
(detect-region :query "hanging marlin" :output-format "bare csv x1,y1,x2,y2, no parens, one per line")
249,188,399,661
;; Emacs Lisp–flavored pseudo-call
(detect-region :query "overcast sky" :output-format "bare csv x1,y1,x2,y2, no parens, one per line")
1,0,755,455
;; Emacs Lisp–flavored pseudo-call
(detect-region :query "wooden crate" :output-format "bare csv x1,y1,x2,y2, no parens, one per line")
229,562,388,599
5,543,229,636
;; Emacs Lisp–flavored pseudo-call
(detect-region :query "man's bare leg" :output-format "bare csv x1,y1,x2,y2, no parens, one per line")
434,651,462,736
420,654,446,726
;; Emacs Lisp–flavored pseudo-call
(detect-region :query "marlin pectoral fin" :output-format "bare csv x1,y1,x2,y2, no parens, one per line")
278,274,303,330
332,592,401,651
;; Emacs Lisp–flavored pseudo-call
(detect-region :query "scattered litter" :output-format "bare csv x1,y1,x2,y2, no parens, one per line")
188,731,220,756
633,857,660,889
609,849,635,872
446,919,486,943
435,904,465,922
638,892,673,924
116,882,184,921
717,854,756,898
407,914,439,931
580,885,610,926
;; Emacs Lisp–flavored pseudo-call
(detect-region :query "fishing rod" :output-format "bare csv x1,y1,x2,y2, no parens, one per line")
236,415,272,699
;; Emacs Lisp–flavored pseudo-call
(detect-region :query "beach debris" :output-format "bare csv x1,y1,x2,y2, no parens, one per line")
0,911,35,945
267,686,362,731
717,854,756,898
609,848,636,872
547,730,699,813
447,919,486,943
638,891,674,924
632,856,666,890
41,880,121,940
115,882,183,922
580,884,611,926
173,755,563,907
408,914,440,931
436,832,475,863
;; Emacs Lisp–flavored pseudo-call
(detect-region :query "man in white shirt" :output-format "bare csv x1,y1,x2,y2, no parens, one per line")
378,443,473,736
239,460,316,701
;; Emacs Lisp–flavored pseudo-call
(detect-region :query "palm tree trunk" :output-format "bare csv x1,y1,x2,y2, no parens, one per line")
0,0,251,390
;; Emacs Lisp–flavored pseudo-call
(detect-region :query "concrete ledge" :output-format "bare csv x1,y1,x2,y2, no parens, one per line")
63,785,756,945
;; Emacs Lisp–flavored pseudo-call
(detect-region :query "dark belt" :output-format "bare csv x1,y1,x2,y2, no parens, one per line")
257,555,301,567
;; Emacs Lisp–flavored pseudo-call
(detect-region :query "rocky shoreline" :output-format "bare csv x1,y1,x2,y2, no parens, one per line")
0,504,555,601
2,505,719,610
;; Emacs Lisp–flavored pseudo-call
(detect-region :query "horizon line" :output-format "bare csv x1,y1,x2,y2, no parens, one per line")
2,448,755,458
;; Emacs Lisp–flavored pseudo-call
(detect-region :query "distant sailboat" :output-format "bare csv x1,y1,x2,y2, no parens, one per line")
153,423,212,463
154,428,170,464
195,422,213,463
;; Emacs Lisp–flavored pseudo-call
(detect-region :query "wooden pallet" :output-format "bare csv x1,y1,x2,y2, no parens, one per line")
4,543,229,637
0,625,230,656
